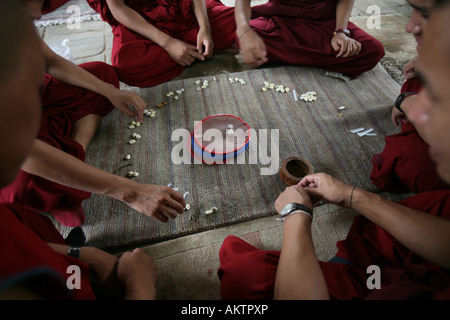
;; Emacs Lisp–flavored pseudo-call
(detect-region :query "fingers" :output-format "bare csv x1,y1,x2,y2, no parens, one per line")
151,187,186,223
335,38,362,58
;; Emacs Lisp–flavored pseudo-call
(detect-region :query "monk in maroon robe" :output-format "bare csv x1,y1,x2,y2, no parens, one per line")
41,0,69,13
234,0,385,78
0,1,157,299
370,0,449,193
87,0,236,87
218,1,450,300
1,1,187,228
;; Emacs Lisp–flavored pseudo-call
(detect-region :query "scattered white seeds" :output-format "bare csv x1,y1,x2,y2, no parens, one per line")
127,171,139,177
128,124,135,129
125,154,131,160
229,77,247,85
129,139,136,144
205,206,218,215
185,204,191,211
339,106,346,110
299,91,317,102
261,81,290,94
136,134,141,139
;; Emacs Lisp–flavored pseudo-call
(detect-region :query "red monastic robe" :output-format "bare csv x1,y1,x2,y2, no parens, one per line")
218,190,450,300
0,203,95,299
370,77,450,193
247,0,385,78
42,0,70,14
87,0,236,87
0,62,119,227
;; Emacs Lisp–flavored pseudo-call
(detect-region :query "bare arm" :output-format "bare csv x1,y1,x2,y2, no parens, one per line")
234,0,268,67
300,173,450,269
352,188,450,269
21,140,186,223
273,186,329,300
192,0,213,57
43,40,147,121
332,0,361,58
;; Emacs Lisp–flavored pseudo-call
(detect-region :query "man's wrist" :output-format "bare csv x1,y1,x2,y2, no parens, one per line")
395,92,417,114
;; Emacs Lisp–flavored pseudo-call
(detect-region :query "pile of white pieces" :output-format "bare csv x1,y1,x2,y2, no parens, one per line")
166,88,185,100
195,78,216,90
262,81,290,93
229,77,247,85
299,91,317,102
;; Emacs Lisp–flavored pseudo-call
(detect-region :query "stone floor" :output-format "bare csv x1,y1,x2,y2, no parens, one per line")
36,0,417,299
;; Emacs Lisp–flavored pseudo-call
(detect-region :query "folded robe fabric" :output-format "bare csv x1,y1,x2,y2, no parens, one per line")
246,0,385,79
0,62,119,227
0,203,95,299
88,0,236,87
218,190,450,300
370,77,450,193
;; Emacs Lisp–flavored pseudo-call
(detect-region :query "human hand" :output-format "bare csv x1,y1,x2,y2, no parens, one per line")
403,57,418,79
391,105,408,126
123,182,186,223
237,28,268,68
82,247,124,297
274,185,313,214
117,248,158,300
391,94,419,126
298,173,354,208
164,37,205,66
107,87,147,122
197,25,214,59
331,33,362,58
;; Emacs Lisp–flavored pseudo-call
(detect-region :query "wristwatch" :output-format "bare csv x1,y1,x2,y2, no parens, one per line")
67,247,81,259
394,92,417,113
278,203,313,222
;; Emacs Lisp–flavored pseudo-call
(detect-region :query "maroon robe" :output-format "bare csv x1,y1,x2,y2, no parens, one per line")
0,203,95,299
0,62,119,227
247,0,385,78
87,0,236,87
218,190,450,300
42,0,70,14
370,77,450,193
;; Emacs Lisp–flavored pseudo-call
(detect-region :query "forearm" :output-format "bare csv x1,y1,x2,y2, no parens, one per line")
44,42,116,99
274,214,329,300
352,188,450,269
106,0,171,47
192,0,210,29
335,0,354,29
235,0,252,36
21,139,137,203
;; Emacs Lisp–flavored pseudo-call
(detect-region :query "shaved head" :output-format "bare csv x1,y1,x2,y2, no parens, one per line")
0,0,36,83
0,0,45,187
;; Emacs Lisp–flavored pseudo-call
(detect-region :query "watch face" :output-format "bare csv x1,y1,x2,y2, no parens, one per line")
280,203,294,217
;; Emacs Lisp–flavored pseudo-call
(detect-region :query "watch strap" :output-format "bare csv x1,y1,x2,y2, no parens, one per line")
67,247,81,259
278,203,313,222
395,92,417,113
